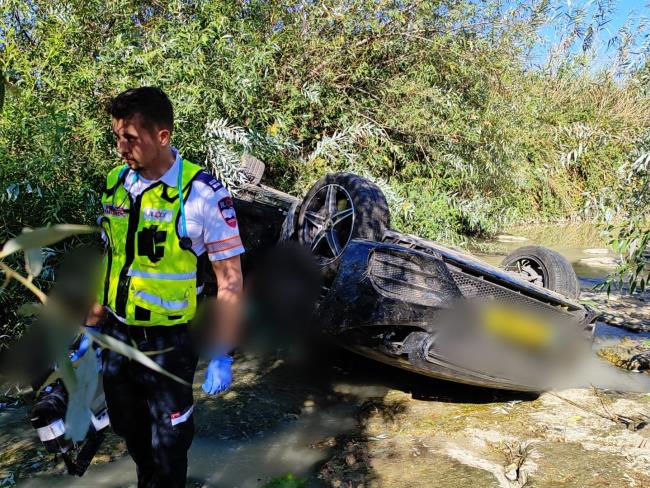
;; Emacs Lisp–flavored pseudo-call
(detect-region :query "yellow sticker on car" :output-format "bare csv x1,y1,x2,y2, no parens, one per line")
481,304,553,349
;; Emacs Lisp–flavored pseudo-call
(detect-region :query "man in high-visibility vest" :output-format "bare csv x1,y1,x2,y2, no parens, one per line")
85,86,244,487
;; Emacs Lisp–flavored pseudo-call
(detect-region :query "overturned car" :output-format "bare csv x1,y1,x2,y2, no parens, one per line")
231,160,598,392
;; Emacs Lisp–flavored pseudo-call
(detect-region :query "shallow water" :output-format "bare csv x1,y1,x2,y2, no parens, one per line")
595,321,650,339
476,222,614,281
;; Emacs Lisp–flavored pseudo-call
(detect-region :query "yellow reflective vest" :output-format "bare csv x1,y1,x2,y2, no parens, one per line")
97,160,203,326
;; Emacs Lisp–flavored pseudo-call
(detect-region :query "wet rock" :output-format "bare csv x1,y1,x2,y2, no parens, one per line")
311,436,337,449
579,257,619,268
319,434,373,486
345,454,357,466
627,352,650,371
496,235,528,242
598,339,650,372
504,463,518,481
582,248,610,255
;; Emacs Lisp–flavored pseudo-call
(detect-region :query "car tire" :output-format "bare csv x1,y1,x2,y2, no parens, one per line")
297,172,390,280
500,245,580,299
240,154,265,185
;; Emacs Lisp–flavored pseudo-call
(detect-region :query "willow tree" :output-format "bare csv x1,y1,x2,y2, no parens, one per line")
1,0,650,335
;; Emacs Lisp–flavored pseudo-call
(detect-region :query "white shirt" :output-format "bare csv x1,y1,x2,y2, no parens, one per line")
116,147,245,261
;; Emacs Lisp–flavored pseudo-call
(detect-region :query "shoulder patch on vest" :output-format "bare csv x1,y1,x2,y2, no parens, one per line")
218,196,238,228
194,171,224,192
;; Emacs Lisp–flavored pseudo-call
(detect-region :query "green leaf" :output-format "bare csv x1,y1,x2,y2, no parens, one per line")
17,302,41,316
0,225,98,259
263,474,307,488
65,347,99,441
0,73,4,114
85,328,190,386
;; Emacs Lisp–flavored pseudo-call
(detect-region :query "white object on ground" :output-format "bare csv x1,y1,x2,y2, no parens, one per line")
579,257,619,268
582,248,610,255
496,235,529,242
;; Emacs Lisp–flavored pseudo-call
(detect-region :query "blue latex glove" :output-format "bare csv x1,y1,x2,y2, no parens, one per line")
202,355,234,395
70,326,99,362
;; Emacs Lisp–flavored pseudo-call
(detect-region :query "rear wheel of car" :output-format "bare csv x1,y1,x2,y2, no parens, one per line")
240,154,265,185
500,245,580,299
297,172,390,280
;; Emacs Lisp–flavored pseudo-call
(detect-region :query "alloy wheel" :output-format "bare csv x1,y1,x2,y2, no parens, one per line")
300,184,355,264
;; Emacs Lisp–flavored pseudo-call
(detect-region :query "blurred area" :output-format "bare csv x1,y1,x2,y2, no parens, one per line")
0,246,102,389
191,242,324,361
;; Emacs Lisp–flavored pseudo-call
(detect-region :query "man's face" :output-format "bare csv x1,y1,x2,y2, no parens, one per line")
111,113,170,172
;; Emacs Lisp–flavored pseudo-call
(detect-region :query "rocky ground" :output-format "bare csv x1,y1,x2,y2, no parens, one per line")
1,287,650,487
318,387,650,488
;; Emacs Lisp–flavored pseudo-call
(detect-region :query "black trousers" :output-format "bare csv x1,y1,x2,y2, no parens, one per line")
101,315,198,488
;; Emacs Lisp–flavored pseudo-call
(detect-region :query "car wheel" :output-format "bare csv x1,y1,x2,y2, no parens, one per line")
297,172,389,280
500,245,580,299
240,154,265,185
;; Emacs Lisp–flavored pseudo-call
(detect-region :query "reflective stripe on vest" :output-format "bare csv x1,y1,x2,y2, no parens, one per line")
133,291,189,311
97,160,203,326
127,269,197,280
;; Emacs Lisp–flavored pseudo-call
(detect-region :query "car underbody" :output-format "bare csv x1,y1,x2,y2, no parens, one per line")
232,177,598,392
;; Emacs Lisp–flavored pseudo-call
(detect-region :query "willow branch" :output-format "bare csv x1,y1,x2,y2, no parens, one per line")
0,262,48,304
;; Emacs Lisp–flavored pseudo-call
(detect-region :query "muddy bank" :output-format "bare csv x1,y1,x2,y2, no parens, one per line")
2,349,367,487
319,385,650,488
3,265,650,485
3,341,650,486
2,342,650,487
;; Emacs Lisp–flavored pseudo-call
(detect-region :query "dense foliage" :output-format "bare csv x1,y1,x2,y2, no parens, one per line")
1,0,650,340
601,111,650,293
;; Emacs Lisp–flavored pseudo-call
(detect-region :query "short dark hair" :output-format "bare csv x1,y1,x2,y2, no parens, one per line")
107,86,174,132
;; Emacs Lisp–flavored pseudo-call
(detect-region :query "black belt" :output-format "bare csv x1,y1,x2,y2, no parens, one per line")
107,316,190,342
